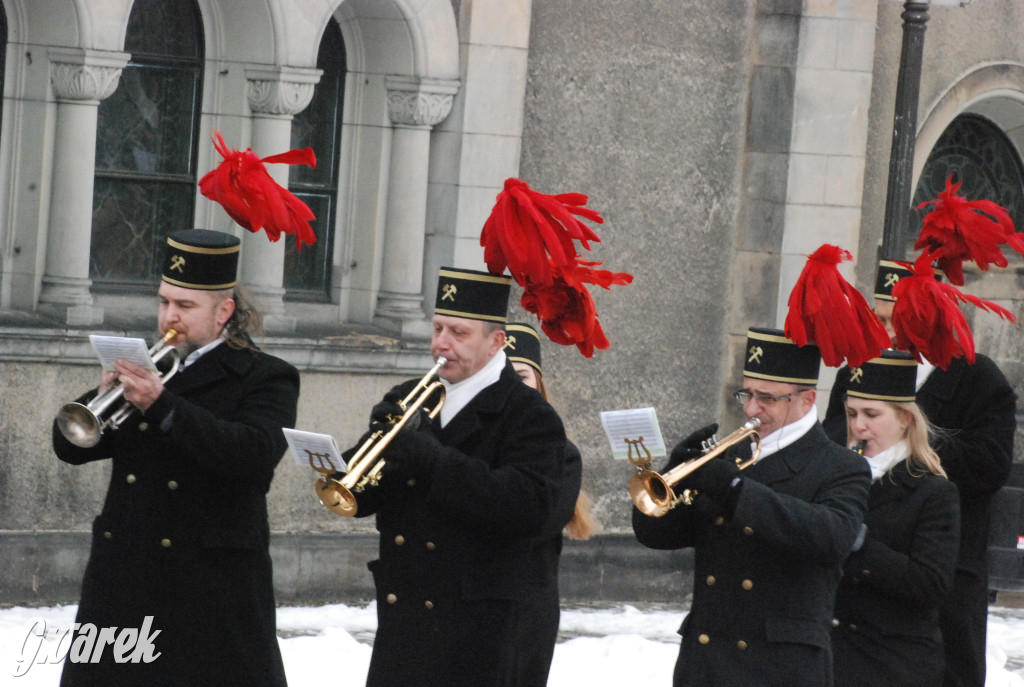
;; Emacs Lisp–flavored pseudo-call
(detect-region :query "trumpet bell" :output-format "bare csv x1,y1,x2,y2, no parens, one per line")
315,477,359,517
629,469,671,518
56,402,104,448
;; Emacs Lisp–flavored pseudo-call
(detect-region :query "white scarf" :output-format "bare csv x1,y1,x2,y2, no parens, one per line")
752,405,818,462
439,350,506,428
865,440,909,482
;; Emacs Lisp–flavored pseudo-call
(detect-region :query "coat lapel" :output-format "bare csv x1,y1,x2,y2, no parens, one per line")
435,363,515,449
746,422,827,487
165,344,254,396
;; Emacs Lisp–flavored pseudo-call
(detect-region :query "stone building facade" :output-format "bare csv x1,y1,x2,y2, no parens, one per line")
0,0,1021,603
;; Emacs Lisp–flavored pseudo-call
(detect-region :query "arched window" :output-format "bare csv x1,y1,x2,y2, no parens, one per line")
285,16,346,302
912,114,1024,257
90,0,204,292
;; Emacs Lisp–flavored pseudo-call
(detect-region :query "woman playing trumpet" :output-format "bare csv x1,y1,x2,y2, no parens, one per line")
832,350,960,687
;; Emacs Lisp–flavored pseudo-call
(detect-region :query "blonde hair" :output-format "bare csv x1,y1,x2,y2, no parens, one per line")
897,402,946,478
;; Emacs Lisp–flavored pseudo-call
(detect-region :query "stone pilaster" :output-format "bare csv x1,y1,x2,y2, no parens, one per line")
374,75,460,338
240,65,322,333
39,48,130,325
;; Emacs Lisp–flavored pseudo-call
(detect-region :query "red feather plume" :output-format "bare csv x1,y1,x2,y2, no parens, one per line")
914,175,1024,285
891,256,1016,369
479,178,632,357
784,244,890,367
481,178,603,286
199,131,318,250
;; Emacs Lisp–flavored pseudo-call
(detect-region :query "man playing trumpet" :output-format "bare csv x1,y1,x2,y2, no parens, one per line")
345,266,571,687
632,327,870,687
53,229,299,687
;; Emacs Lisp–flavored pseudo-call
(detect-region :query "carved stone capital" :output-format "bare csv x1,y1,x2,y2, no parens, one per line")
385,75,460,128
48,48,130,103
245,65,323,116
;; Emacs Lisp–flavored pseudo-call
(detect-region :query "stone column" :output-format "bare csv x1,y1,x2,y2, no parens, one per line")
374,75,459,338
39,48,130,325
241,65,321,332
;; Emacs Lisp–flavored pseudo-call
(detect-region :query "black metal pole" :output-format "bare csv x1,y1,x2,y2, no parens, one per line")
880,1,930,258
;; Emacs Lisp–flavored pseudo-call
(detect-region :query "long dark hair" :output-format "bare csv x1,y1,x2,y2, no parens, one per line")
221,284,263,350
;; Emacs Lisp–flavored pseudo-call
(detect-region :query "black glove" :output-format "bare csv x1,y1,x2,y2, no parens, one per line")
381,427,443,481
369,385,405,429
677,456,742,514
664,423,719,471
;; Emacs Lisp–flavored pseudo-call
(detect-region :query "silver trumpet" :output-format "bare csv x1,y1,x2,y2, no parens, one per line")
56,329,182,448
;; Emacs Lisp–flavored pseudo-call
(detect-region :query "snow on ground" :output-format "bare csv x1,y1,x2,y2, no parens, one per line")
1,600,1022,686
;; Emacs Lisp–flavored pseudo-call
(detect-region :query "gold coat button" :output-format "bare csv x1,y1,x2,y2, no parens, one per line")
741,579,753,590
424,601,434,610
743,526,754,536
705,575,716,586
850,624,858,631
714,516,725,526
426,542,436,551
160,538,172,548
103,531,113,540
386,593,397,604
138,422,149,431
126,474,136,484
698,634,710,645
167,480,179,491
394,535,405,545
406,478,417,487
832,618,840,627
737,640,748,651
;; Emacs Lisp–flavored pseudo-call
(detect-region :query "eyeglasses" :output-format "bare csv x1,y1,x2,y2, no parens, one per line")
732,388,808,407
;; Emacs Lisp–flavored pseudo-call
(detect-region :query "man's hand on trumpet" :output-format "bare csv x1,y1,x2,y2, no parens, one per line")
664,423,719,471
112,358,165,413
675,455,742,516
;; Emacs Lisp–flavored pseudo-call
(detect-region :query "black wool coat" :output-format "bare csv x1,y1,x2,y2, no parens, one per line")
353,361,568,687
832,462,961,687
633,422,870,687
54,343,299,687
824,354,1015,687
515,440,583,687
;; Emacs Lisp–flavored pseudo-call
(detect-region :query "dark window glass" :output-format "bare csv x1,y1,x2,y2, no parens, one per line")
285,17,346,301
912,113,1024,266
90,0,203,291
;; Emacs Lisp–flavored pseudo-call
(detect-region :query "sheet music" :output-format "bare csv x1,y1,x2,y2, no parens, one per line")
88,335,158,371
283,428,345,470
599,407,667,460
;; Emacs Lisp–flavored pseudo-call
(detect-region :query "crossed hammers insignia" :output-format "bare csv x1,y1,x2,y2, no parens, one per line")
884,273,900,288
748,346,763,364
849,367,864,383
441,283,457,301
169,255,186,273
504,335,517,351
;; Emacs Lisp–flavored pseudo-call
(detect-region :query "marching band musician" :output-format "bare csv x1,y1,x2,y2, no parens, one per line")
347,268,570,687
632,327,870,687
505,321,594,686
823,258,1016,687
53,229,299,686
832,350,961,687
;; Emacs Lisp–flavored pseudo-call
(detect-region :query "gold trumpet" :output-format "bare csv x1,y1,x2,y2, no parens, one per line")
56,329,182,448
313,357,447,517
629,418,761,517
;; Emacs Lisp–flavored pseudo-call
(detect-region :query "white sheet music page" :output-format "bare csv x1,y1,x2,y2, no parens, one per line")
599,407,667,460
88,335,158,371
283,428,345,470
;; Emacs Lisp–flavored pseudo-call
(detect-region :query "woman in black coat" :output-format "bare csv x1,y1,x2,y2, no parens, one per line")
505,322,596,686
832,351,961,687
